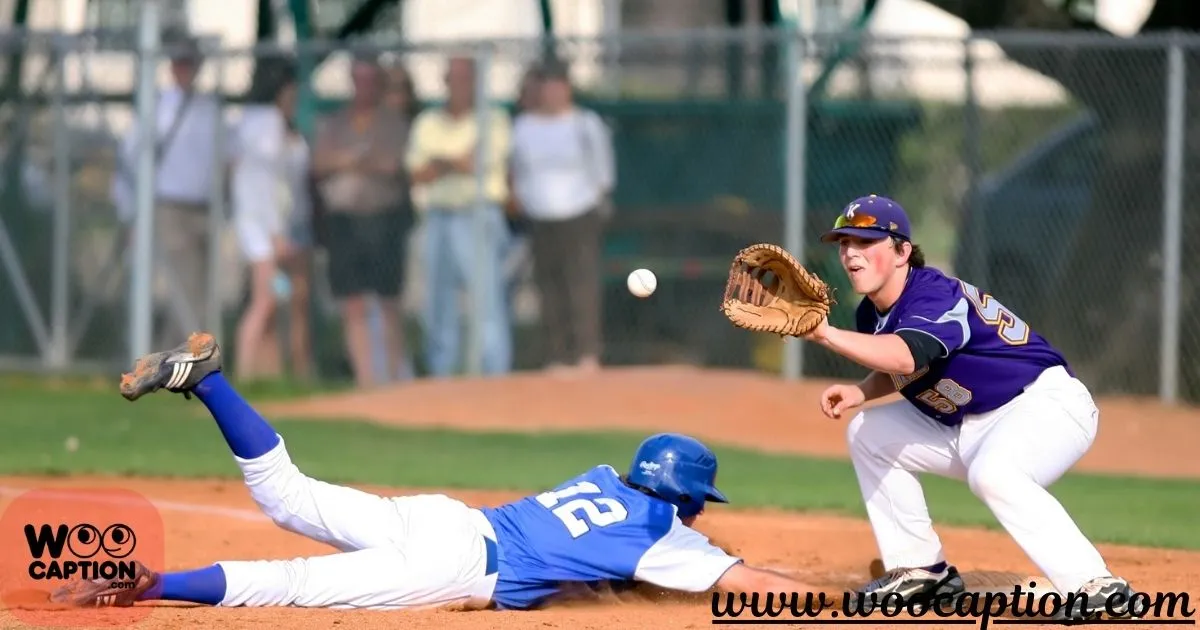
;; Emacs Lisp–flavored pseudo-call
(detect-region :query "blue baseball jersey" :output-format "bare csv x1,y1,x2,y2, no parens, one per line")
855,266,1071,426
479,464,741,610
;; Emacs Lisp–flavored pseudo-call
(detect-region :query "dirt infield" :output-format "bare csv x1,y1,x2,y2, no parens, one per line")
263,366,1200,479
3,367,1200,628
1,476,1198,630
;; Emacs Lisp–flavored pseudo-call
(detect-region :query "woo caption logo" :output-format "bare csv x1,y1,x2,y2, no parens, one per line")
0,488,164,627
24,522,139,585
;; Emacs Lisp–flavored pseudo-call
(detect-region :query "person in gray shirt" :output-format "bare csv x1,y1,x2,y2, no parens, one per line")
310,54,414,388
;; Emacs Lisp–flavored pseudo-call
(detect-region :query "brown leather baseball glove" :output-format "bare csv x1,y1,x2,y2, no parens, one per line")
721,243,835,337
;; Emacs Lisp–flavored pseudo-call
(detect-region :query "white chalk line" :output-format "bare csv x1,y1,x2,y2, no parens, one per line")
0,485,269,523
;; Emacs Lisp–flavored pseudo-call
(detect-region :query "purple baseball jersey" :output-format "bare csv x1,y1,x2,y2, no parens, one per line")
855,266,1071,426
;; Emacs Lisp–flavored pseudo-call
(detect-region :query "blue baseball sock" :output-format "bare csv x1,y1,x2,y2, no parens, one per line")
141,565,226,605
192,372,281,460
926,561,948,574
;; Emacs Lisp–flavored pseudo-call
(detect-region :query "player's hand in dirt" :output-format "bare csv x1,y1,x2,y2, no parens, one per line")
820,384,865,419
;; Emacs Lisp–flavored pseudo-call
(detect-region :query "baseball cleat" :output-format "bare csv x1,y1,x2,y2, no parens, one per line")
1062,576,1145,620
49,560,160,607
848,564,966,615
119,331,222,401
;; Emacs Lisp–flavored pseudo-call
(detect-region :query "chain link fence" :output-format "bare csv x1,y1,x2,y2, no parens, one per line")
955,35,1172,400
0,28,1197,403
792,31,1192,401
0,31,226,374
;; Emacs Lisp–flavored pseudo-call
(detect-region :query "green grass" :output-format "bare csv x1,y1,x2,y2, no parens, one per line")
0,372,352,401
0,386,1196,551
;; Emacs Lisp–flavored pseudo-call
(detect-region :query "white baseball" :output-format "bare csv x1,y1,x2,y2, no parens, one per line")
627,268,657,298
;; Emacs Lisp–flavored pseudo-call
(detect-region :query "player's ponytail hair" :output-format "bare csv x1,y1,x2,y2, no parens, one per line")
892,237,926,268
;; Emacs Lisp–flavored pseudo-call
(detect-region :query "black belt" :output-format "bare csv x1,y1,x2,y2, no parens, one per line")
483,535,498,576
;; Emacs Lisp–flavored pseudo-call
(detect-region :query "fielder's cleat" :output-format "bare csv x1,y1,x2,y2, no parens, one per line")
1062,576,1145,621
119,331,222,401
49,561,160,607
848,564,966,615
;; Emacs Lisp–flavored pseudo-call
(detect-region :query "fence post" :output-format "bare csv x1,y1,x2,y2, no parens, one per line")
962,35,987,289
466,46,494,377
207,40,226,346
601,0,622,94
130,0,161,364
1159,37,1186,404
782,30,808,381
49,36,70,369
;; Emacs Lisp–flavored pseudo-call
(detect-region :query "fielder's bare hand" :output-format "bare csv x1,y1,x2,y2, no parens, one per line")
820,383,865,419
800,317,831,343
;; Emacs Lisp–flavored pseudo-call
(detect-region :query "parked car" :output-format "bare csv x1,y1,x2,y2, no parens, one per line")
952,113,1104,325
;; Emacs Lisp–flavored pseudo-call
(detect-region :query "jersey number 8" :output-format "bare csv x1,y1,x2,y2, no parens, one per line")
536,481,630,538
916,379,973,415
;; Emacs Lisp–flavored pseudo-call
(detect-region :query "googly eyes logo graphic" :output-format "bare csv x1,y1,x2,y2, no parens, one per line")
61,523,137,559
101,524,137,558
67,524,102,559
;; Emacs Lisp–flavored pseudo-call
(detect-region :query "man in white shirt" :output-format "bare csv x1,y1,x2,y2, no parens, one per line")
508,61,615,373
112,32,231,350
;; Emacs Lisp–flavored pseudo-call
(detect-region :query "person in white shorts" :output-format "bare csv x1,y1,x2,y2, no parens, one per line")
230,57,311,381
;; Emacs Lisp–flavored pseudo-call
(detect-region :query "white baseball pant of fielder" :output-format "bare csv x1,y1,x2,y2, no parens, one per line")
846,365,1109,594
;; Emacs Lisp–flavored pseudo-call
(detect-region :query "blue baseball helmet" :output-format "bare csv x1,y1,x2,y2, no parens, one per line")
625,433,728,518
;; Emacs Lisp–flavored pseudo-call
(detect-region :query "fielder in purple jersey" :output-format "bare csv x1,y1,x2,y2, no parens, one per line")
800,195,1143,621
852,265,1071,426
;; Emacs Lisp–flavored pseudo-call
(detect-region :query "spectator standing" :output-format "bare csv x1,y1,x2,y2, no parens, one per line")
229,57,312,382
508,61,615,374
310,55,413,389
501,65,542,313
406,56,513,377
368,58,422,382
383,60,422,121
111,31,230,350
502,66,542,224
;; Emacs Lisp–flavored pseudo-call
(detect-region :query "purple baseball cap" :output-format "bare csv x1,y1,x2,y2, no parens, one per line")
819,194,912,243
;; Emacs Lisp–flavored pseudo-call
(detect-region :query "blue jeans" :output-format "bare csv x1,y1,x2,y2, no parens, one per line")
421,204,513,377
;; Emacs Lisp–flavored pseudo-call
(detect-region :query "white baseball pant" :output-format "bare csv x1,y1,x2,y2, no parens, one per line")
846,365,1110,594
213,437,499,609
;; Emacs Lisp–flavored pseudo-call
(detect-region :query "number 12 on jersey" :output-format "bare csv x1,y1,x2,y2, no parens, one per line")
536,481,630,538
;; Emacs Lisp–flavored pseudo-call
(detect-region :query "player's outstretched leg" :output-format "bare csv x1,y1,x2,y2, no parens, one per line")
120,331,281,461
50,561,164,607
844,400,967,614
119,331,223,402
52,543,495,610
93,334,501,611
120,332,429,552
51,502,499,610
958,369,1141,620
51,561,227,608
